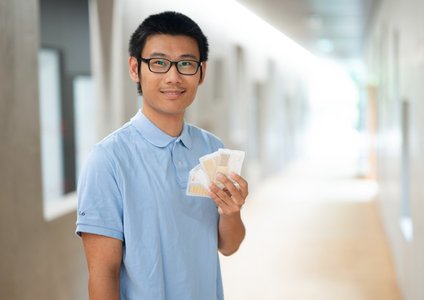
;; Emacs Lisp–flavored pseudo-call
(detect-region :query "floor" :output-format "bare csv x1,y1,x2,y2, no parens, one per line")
219,157,403,300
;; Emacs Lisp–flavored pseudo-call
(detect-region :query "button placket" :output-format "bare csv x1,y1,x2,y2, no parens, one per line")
172,140,188,187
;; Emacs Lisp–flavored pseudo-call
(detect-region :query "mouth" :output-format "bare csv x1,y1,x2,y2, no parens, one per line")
160,89,186,98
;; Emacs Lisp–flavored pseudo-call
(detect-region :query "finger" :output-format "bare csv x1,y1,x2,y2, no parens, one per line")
215,187,233,205
208,188,232,215
215,173,244,206
209,183,230,206
222,188,232,197
208,188,240,216
209,192,226,208
230,172,249,199
209,182,241,214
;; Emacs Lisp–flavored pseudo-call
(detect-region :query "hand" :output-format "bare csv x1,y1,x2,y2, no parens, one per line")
208,172,249,216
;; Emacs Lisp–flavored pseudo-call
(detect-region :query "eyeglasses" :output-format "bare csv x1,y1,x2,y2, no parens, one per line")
138,57,202,75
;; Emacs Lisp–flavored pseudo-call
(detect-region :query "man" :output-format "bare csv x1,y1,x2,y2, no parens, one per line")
76,11,248,300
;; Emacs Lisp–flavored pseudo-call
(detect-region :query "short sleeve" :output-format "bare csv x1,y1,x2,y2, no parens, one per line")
75,145,124,241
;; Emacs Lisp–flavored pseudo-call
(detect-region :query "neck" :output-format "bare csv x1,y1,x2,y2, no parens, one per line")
141,108,184,137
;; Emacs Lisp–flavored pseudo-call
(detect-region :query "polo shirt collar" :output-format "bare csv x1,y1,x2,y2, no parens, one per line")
131,110,192,149
179,123,192,150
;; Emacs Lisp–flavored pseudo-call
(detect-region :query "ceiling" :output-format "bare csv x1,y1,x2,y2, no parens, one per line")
236,0,380,62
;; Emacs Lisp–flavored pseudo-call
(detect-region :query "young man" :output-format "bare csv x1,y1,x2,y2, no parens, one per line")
76,11,248,300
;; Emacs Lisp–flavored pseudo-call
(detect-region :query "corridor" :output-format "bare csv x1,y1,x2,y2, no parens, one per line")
221,156,403,299
3,0,424,299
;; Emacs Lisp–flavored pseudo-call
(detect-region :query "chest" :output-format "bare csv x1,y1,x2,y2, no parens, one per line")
118,144,217,226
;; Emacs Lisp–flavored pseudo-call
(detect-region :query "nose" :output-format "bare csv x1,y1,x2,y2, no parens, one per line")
164,63,183,83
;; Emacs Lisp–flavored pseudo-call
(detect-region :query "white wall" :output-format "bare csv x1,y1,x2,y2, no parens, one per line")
366,0,424,299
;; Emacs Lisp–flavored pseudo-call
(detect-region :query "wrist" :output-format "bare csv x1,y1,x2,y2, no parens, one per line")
219,211,242,222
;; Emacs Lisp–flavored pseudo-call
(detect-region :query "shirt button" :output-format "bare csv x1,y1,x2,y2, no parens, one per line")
178,161,183,166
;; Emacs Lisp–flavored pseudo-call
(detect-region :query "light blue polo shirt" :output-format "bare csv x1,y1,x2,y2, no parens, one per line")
76,110,224,300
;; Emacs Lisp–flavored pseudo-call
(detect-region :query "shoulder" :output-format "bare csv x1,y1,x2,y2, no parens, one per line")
78,123,137,191
98,122,134,150
83,121,139,175
95,121,141,159
186,123,224,150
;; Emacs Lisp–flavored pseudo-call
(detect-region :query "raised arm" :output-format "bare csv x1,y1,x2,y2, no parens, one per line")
81,233,122,300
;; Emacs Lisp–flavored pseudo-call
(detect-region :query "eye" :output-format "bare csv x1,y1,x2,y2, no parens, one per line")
151,59,169,67
179,61,196,68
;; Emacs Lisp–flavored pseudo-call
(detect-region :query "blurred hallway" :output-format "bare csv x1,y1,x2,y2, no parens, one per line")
2,0,424,299
221,156,402,299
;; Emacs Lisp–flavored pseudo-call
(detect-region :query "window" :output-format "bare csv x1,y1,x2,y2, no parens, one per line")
38,0,94,220
400,99,413,242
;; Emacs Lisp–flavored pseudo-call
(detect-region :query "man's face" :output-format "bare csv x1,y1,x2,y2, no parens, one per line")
135,34,205,120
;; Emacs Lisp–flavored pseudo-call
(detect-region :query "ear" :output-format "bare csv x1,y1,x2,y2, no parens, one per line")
199,62,207,85
128,56,140,83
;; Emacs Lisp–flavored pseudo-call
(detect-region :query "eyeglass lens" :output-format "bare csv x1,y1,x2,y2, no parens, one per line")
148,58,199,75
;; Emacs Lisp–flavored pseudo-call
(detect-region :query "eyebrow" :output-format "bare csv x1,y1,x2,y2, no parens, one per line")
148,52,199,60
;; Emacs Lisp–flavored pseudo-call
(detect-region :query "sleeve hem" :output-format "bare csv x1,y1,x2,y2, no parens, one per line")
76,223,124,241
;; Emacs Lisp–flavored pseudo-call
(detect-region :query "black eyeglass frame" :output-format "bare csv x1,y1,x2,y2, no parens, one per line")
137,57,202,75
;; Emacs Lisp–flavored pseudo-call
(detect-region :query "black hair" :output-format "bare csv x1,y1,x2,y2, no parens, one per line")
128,11,209,95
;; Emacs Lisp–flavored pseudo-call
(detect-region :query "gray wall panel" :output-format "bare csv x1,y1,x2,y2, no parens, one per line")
0,0,88,299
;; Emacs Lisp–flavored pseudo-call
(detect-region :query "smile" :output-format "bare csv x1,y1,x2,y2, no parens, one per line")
160,89,186,97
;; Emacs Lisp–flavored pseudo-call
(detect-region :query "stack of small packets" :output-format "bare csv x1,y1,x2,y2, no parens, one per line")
186,149,245,197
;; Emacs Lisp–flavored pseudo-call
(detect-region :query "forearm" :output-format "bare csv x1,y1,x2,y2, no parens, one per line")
88,272,120,300
209,172,248,256
218,212,245,256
